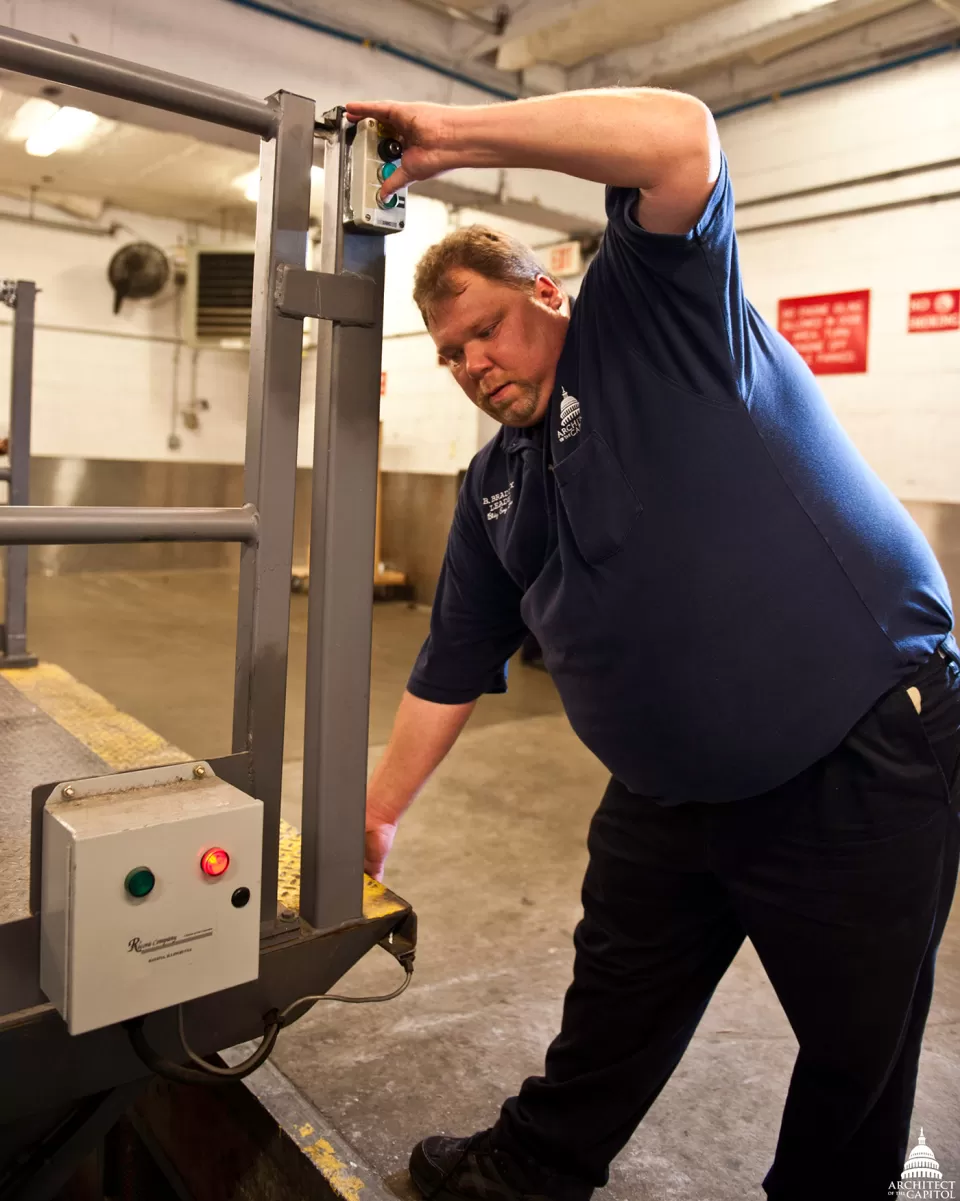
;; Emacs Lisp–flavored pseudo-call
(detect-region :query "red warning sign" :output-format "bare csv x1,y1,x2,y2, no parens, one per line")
908,290,959,333
777,290,870,375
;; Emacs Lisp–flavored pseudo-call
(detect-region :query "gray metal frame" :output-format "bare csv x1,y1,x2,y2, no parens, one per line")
0,279,36,667
231,88,315,923
299,115,386,929
0,18,401,1073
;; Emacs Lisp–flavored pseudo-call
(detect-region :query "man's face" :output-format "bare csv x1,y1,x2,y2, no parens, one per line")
428,269,569,428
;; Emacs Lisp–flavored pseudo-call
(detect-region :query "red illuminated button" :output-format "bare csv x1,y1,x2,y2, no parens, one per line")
201,847,230,877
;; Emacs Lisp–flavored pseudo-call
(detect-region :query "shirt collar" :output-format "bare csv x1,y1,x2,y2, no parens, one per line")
501,421,545,455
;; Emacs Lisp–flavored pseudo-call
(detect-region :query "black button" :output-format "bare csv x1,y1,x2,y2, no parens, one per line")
377,136,402,162
231,887,251,909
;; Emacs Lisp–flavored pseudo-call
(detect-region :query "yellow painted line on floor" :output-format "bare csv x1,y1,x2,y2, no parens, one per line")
1,662,189,771
2,661,406,921
294,1124,365,1201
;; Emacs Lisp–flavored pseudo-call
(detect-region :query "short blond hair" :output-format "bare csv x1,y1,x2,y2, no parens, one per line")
413,224,554,324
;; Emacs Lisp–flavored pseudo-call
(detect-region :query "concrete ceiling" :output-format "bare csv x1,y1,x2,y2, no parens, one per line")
496,0,731,70
263,0,960,109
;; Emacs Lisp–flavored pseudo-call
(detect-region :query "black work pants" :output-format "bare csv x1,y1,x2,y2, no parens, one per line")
494,647,960,1201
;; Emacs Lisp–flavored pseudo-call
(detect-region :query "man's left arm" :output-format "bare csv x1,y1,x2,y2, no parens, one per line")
345,88,722,235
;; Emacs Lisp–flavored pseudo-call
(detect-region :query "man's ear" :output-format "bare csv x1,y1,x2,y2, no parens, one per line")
534,273,564,311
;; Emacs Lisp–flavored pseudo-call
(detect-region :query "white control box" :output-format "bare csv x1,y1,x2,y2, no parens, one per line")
347,117,407,233
40,762,263,1035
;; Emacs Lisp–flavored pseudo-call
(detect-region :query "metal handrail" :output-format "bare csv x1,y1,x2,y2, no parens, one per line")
0,25,278,137
0,503,259,544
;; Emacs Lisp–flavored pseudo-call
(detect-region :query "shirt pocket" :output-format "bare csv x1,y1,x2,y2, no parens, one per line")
552,431,642,566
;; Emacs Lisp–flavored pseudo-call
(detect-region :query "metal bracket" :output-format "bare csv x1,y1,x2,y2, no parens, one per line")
274,264,376,326
317,104,343,132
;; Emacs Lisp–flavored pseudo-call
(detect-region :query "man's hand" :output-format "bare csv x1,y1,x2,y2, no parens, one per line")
365,816,398,882
345,101,463,199
362,692,477,881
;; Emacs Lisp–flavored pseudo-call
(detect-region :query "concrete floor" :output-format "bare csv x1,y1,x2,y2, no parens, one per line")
22,569,960,1199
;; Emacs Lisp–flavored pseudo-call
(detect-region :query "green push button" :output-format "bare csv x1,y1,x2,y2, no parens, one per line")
125,866,155,898
377,160,398,183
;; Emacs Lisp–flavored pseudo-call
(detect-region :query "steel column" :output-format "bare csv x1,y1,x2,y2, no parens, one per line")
300,119,387,928
2,282,34,666
231,91,315,924
0,504,258,545
0,25,276,137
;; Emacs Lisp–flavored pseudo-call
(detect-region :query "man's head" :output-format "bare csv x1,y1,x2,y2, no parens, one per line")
414,225,569,428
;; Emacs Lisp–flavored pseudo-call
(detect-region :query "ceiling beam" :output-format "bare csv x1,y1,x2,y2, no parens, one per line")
496,0,724,71
569,0,920,88
688,2,959,111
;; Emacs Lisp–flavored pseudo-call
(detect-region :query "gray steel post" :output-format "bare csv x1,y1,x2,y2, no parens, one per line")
300,120,387,929
231,91,315,924
2,281,35,667
0,25,276,137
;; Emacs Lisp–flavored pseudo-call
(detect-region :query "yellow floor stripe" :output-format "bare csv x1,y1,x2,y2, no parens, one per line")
2,662,189,771
2,661,404,921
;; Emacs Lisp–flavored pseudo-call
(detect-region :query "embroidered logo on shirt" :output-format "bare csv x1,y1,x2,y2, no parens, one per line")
482,480,515,521
558,387,581,443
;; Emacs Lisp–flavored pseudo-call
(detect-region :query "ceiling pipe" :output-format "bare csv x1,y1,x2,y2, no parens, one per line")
738,185,960,235
0,209,119,238
736,154,960,209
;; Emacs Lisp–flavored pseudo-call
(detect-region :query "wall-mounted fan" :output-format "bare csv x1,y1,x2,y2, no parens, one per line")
107,242,170,314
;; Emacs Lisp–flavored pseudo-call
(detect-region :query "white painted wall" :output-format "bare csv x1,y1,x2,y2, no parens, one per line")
723,50,960,503
0,195,261,463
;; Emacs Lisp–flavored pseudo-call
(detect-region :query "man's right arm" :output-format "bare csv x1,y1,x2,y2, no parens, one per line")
366,451,527,880
365,690,476,879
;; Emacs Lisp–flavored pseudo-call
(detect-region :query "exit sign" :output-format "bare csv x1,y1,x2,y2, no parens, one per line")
544,240,582,278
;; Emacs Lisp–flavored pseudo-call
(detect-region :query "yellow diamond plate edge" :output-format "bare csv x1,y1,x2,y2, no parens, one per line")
2,661,403,921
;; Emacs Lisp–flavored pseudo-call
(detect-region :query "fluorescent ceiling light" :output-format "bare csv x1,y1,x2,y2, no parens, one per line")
234,164,324,203
234,168,259,202
22,105,101,157
8,97,60,142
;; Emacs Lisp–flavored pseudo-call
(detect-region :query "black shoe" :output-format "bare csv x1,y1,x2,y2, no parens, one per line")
409,1129,585,1201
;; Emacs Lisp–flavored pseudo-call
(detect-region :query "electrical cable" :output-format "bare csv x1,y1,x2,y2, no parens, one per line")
278,955,414,1026
176,1006,281,1077
125,953,414,1085
126,1009,281,1086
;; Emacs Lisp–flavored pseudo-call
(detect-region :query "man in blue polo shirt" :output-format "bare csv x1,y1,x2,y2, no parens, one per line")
346,89,960,1201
